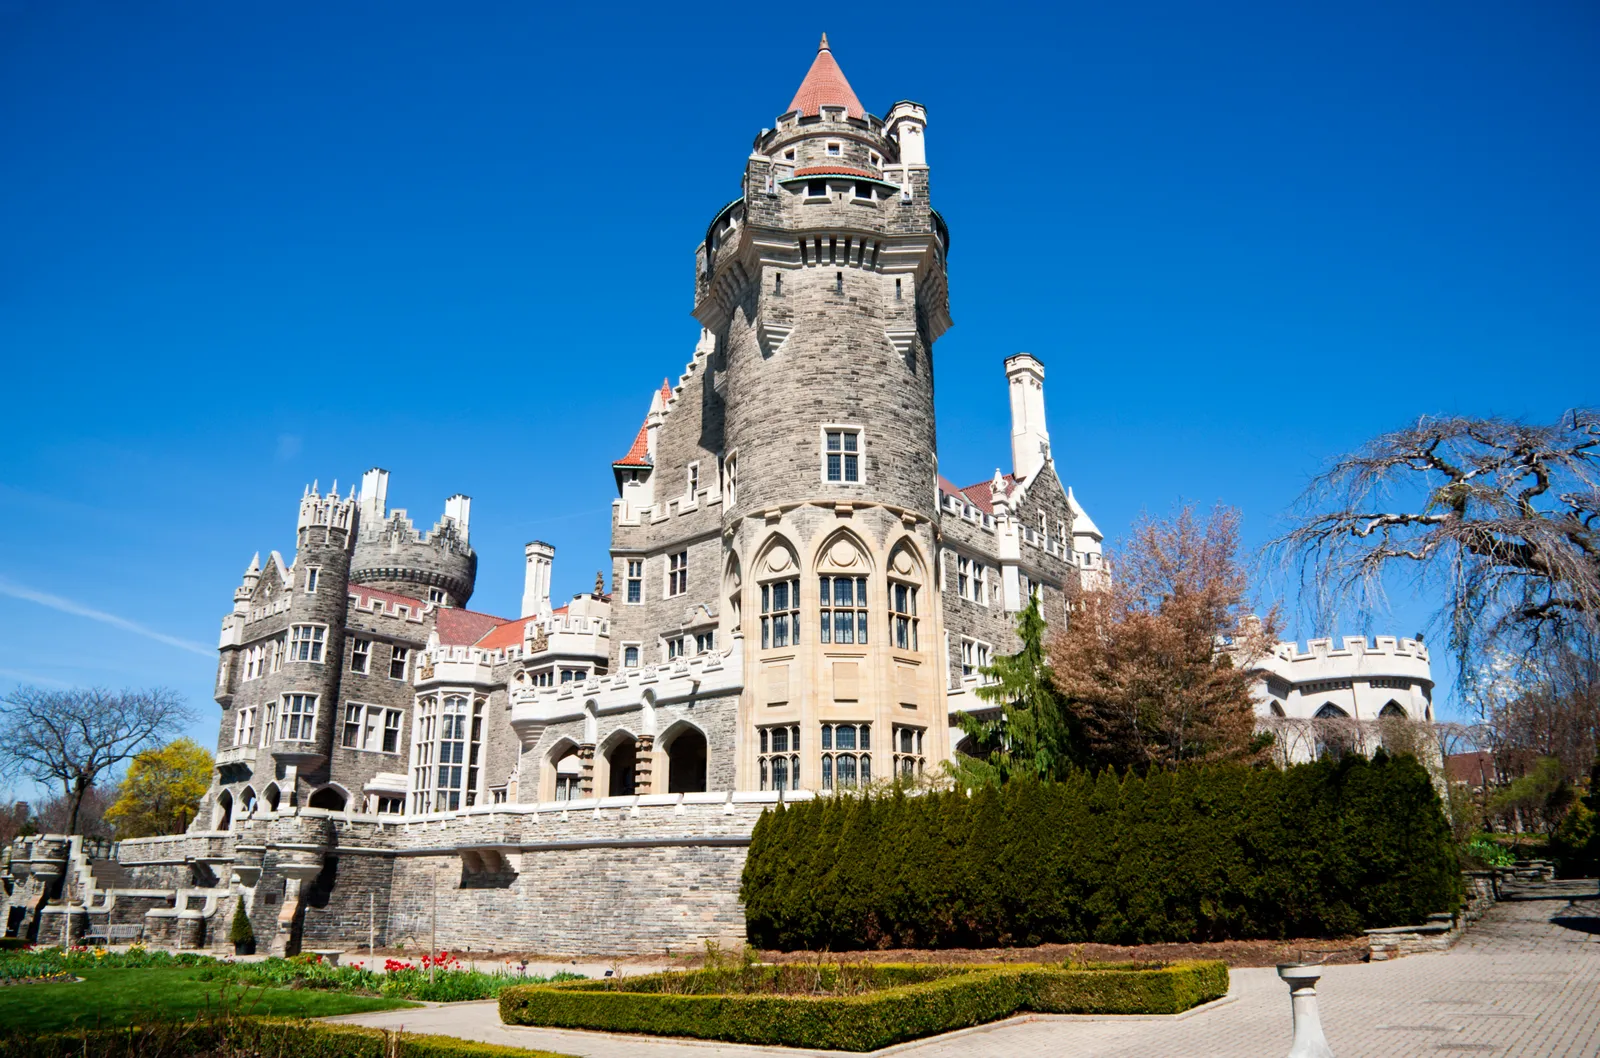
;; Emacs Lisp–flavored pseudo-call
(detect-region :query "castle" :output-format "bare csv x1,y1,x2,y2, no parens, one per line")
0,38,1431,955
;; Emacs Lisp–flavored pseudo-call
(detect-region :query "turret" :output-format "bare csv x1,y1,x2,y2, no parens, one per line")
348,468,477,607
1005,354,1050,483
522,541,555,619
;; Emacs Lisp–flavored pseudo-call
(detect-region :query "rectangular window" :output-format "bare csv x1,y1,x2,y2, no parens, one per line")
492,787,508,804
243,644,264,681
666,637,684,661
758,723,801,793
854,181,873,200
389,646,410,681
626,559,643,604
892,724,925,780
233,705,256,747
412,694,484,813
818,575,868,645
820,722,871,790
891,583,919,651
695,631,715,654
760,578,800,650
428,587,446,605
382,708,401,753
555,774,580,801
279,694,317,742
723,453,738,507
350,638,371,674
342,703,362,748
805,179,826,197
961,637,993,679
376,795,404,815
667,551,688,596
623,644,640,668
304,566,319,593
824,429,861,483
289,624,326,663
826,141,841,155
261,701,277,746
268,638,283,673
686,462,700,499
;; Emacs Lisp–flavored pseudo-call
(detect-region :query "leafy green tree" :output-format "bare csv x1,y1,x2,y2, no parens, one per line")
105,738,212,838
951,595,1080,786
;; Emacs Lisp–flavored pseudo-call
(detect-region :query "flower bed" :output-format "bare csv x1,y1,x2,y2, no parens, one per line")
499,960,1229,1051
7,1018,576,1058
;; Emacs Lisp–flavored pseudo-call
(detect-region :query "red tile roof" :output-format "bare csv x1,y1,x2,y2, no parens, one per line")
348,584,427,612
435,606,510,647
793,165,876,179
938,474,1018,516
614,381,672,467
786,34,865,119
473,617,534,652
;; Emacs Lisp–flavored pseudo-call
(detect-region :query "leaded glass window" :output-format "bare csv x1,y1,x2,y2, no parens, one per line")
819,575,868,645
758,723,801,793
761,578,800,649
820,722,872,790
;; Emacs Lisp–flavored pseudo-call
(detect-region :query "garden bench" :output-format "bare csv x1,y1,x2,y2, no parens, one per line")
84,923,145,946
306,949,344,966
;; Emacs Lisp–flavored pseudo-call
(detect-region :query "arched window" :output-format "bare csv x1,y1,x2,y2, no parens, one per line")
1269,701,1286,717
545,739,582,801
214,790,233,831
412,693,485,813
308,785,347,811
603,732,637,797
263,783,281,812
662,723,708,794
755,542,800,650
240,786,258,815
1379,701,1407,719
887,545,924,652
1314,703,1353,759
817,534,870,646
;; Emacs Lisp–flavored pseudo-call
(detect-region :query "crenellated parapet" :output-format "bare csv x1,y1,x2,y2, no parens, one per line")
350,468,477,607
1250,634,1435,723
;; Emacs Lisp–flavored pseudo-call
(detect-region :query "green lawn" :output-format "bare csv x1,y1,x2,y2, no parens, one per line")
0,966,416,1033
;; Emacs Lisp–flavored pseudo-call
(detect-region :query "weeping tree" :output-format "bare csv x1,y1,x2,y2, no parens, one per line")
1272,410,1600,695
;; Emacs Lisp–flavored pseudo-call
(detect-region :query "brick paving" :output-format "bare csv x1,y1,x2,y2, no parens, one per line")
325,879,1600,1057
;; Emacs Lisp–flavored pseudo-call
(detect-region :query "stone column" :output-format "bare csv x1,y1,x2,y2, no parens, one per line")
578,743,596,797
633,735,656,795
1277,964,1335,1058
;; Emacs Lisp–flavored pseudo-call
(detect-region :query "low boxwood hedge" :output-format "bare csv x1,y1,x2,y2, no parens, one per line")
498,960,1228,1051
2,1019,575,1058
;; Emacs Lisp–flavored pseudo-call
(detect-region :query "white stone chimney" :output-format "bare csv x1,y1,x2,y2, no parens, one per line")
444,494,471,544
359,467,389,526
1005,354,1050,483
522,540,555,619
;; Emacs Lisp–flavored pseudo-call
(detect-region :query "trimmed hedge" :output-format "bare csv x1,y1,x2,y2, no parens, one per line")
3,1019,575,1058
498,961,1228,1051
743,753,1461,950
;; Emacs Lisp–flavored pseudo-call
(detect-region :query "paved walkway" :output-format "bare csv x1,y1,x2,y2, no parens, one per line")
325,879,1600,1057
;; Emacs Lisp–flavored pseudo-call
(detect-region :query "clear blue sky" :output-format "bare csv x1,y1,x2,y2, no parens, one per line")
1,1,1595,762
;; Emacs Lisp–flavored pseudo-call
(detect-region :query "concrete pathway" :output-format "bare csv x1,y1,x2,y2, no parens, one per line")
324,879,1600,1057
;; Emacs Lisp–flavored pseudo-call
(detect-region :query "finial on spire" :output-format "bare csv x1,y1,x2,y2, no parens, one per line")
819,32,830,51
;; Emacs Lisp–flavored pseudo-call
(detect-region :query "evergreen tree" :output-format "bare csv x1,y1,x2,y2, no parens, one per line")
951,595,1080,785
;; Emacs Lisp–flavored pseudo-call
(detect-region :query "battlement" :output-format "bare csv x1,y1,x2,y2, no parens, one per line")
296,481,356,534
1272,635,1430,665
350,469,477,607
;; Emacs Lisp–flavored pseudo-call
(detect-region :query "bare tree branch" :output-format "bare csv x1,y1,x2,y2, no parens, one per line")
0,687,194,835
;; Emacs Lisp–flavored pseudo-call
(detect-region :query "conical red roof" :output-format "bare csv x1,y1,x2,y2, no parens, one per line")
786,34,864,119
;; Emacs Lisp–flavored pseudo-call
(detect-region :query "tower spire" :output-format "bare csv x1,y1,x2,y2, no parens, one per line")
786,33,864,118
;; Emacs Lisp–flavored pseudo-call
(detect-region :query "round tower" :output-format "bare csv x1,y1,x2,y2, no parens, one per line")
349,468,477,607
694,36,953,791
702,34,949,521
270,482,357,799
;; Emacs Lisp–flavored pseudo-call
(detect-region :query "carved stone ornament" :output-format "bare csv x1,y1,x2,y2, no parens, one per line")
828,540,861,568
892,549,915,576
765,549,792,574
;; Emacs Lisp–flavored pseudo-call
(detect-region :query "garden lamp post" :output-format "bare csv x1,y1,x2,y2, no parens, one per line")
1277,963,1334,1058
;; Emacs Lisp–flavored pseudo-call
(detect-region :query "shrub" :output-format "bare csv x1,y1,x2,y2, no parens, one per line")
228,902,254,945
3,1019,575,1058
499,961,1226,1051
743,753,1461,949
